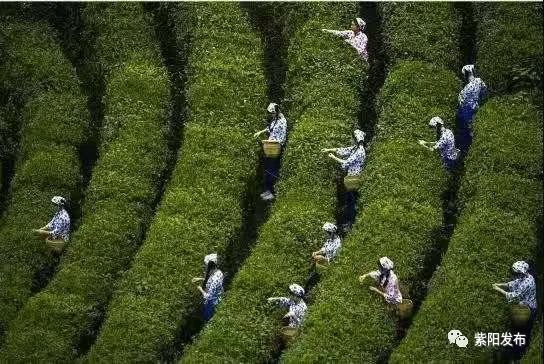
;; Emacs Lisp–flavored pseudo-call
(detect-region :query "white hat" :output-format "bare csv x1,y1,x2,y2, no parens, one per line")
289,283,305,297
267,103,278,113
379,257,394,270
322,222,337,233
51,196,66,205
204,253,218,266
428,117,444,128
354,129,366,143
512,261,529,274
356,17,366,30
461,64,475,76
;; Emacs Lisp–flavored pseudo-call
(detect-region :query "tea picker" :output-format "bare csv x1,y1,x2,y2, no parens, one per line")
192,253,224,322
418,116,459,171
492,261,537,328
33,195,70,252
322,129,366,232
359,257,413,319
311,222,342,269
457,64,487,155
267,283,308,345
321,17,369,61
253,102,288,201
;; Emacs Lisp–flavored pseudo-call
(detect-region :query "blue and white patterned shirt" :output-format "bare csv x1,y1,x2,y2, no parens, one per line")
435,128,458,161
506,274,537,310
203,269,224,305
266,113,287,146
46,208,70,241
318,234,342,262
275,297,308,328
329,30,369,61
369,270,403,305
458,77,487,110
337,145,366,176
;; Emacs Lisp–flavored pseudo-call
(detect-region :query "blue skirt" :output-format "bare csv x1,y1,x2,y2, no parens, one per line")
203,300,218,322
457,102,477,155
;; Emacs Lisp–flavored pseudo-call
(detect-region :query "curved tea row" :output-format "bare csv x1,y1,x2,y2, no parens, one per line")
181,3,364,363
390,3,543,361
281,3,461,362
0,3,171,361
85,3,267,362
0,18,88,338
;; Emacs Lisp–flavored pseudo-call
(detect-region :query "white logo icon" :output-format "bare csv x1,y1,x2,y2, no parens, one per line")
456,335,469,347
448,329,468,347
448,329,463,343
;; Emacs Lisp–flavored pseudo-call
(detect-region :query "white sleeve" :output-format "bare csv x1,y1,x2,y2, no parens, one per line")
368,270,381,281
45,214,57,230
336,147,352,158
435,134,446,149
327,30,352,39
276,297,293,308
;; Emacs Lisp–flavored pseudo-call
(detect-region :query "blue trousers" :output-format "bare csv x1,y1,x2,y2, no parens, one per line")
443,157,457,171
457,103,477,156
344,191,358,227
264,151,282,193
203,300,217,322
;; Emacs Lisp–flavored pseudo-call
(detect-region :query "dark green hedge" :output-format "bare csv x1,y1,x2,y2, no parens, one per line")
279,3,460,361
0,3,170,361
476,3,543,93
380,2,460,71
84,3,266,362
180,3,363,363
0,18,87,338
389,94,542,362
281,61,457,363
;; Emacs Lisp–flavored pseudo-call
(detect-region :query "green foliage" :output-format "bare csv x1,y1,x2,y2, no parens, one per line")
280,61,457,363
0,3,170,361
379,2,460,72
180,3,363,363
0,18,87,337
279,2,461,360
476,3,543,93
389,95,542,362
84,3,266,362
522,321,542,363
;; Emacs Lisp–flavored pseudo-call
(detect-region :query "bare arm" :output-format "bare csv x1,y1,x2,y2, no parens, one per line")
321,29,350,39
312,248,325,257
492,284,508,296
418,140,437,151
369,286,386,297
253,129,268,138
358,271,377,283
327,153,346,164
197,286,206,297
493,283,508,288
321,148,340,153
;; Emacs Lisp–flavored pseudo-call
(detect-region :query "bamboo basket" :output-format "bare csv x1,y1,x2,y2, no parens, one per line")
46,239,65,253
315,261,329,274
262,140,281,158
344,175,362,191
510,304,531,327
397,299,413,319
281,326,298,346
